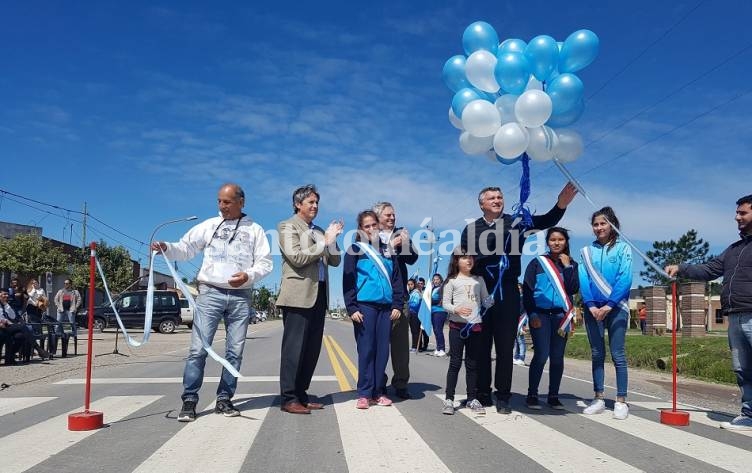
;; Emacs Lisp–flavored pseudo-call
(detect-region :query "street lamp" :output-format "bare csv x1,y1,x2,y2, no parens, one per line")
149,216,199,250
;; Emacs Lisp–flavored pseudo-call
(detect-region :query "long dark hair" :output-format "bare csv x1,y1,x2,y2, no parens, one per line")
546,226,571,256
446,247,473,281
355,210,379,243
591,206,620,249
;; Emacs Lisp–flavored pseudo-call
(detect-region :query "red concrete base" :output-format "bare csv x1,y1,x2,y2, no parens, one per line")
660,409,690,426
68,411,104,431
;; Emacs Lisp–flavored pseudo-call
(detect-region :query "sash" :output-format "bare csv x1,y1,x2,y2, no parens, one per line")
353,242,393,299
537,255,575,337
581,246,630,314
517,313,528,336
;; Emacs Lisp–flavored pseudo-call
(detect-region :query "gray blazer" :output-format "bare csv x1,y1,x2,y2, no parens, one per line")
276,214,341,309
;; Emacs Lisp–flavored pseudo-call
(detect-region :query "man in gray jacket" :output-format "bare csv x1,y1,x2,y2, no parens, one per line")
667,194,752,431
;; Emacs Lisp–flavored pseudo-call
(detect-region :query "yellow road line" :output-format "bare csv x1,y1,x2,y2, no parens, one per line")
326,335,358,383
323,335,351,391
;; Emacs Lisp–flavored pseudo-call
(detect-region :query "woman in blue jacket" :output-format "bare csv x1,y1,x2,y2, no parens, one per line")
343,210,404,409
431,273,448,357
578,207,633,420
523,227,579,410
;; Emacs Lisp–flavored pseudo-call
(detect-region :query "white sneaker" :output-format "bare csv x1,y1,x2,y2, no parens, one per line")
720,415,752,430
613,401,629,420
583,398,606,415
435,350,446,357
513,359,525,366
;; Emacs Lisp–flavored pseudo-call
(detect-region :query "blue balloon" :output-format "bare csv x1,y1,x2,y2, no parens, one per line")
494,52,530,95
559,29,599,73
498,38,527,55
451,88,482,118
524,35,559,82
546,73,584,115
547,98,585,127
462,21,499,56
496,155,522,165
442,55,471,92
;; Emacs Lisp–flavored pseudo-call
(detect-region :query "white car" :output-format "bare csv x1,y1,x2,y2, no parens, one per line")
179,299,193,329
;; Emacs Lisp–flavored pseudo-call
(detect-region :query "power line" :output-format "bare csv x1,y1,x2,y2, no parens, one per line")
587,0,707,100
579,88,752,178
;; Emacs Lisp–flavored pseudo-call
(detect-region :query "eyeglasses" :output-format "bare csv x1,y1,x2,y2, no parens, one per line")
208,216,244,246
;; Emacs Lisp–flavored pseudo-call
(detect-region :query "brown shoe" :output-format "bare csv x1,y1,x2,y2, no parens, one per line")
281,401,311,414
305,402,324,410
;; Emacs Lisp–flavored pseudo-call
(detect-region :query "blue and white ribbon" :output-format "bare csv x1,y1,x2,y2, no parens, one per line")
95,256,153,347
517,312,528,336
581,246,630,314
155,250,241,378
537,255,575,337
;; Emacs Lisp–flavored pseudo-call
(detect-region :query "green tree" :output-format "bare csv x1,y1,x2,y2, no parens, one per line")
640,229,712,286
70,240,135,293
0,233,70,282
254,286,273,312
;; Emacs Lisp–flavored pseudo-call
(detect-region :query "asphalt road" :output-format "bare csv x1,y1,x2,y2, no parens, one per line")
0,318,750,473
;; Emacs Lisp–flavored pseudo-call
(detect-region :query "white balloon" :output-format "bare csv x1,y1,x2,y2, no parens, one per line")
555,128,584,162
459,131,494,155
493,122,529,159
526,126,559,161
448,106,464,130
515,89,553,128
494,94,518,124
465,50,500,93
526,76,543,91
462,100,501,137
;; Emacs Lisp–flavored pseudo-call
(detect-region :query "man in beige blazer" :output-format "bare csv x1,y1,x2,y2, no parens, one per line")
277,184,343,414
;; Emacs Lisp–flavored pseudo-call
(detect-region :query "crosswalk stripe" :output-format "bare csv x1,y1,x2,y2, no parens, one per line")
0,397,56,418
629,401,752,437
435,395,642,473
0,395,162,473
560,398,752,473
132,394,275,473
334,398,451,472
53,375,338,385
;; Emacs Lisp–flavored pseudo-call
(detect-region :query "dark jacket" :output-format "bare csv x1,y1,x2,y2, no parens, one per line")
460,205,566,293
523,255,579,315
679,234,752,314
391,228,419,300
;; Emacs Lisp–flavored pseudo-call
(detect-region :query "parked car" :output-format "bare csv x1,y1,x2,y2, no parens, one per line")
179,298,193,329
76,290,182,334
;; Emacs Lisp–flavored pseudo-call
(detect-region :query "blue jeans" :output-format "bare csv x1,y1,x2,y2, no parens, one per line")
528,313,568,397
584,308,628,398
514,334,526,361
353,303,392,398
182,284,252,402
728,312,752,417
432,311,447,351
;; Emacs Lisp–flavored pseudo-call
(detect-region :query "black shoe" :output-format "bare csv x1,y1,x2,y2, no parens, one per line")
496,398,512,414
526,395,542,410
394,388,411,400
477,394,493,407
547,397,565,410
215,398,240,417
178,400,197,422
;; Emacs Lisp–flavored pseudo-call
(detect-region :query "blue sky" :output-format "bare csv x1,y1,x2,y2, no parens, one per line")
1,1,750,307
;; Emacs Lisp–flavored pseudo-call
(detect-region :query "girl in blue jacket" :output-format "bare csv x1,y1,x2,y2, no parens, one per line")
523,227,579,410
343,210,404,409
578,207,633,420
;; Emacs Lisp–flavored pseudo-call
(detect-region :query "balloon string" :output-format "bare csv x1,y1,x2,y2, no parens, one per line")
552,157,669,279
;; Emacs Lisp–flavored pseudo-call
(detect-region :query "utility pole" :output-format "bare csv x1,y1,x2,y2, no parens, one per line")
425,218,435,278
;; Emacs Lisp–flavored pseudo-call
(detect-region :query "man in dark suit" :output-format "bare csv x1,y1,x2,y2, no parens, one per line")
277,184,343,414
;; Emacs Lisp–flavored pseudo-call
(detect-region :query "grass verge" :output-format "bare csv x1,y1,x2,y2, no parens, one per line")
564,330,735,385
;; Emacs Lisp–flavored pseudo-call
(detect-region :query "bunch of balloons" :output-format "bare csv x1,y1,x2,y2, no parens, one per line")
443,22,599,164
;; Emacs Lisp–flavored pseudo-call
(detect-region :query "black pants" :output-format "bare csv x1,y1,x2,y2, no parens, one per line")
279,283,326,406
408,312,428,350
445,327,481,401
476,283,520,402
1,324,32,363
388,309,410,389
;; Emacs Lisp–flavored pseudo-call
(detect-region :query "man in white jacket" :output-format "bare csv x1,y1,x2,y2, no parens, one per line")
152,183,273,422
